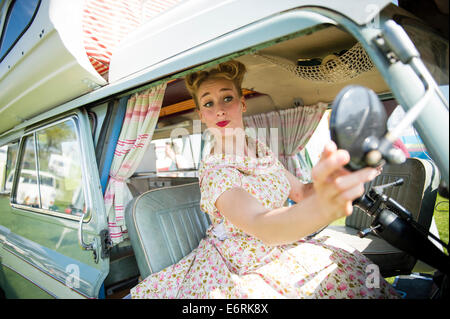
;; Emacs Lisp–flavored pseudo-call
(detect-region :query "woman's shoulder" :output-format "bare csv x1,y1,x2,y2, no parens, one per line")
198,156,240,183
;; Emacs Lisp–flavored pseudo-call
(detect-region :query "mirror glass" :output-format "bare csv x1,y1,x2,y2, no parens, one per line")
329,85,387,171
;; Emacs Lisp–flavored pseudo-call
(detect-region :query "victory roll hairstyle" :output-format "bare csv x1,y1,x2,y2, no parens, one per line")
184,60,247,108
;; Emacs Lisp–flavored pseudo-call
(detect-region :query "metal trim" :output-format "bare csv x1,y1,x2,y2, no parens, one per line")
2,245,89,298
10,203,82,221
1,262,57,298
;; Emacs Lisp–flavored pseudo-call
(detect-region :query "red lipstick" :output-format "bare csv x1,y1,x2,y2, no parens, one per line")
216,120,230,127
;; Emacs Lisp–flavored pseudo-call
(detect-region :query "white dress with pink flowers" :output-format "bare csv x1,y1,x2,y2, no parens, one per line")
130,138,399,299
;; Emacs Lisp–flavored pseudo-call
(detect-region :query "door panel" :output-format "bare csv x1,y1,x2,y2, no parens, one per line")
2,230,104,298
0,111,109,298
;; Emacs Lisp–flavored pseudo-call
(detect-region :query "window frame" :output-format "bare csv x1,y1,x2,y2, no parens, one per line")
0,140,19,195
0,0,41,62
0,144,8,193
10,115,92,222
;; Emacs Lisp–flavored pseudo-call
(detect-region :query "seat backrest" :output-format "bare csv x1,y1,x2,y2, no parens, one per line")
346,158,440,231
124,182,211,279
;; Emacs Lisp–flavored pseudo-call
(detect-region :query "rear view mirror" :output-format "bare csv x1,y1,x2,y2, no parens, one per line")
329,85,396,171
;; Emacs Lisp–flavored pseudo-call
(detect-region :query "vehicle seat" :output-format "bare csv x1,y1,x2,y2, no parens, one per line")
320,158,440,277
124,182,211,279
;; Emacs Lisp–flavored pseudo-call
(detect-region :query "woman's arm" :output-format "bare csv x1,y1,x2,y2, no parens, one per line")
283,169,314,203
216,187,332,246
215,142,378,246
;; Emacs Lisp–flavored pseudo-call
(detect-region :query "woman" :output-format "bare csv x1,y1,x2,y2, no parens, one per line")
130,60,399,298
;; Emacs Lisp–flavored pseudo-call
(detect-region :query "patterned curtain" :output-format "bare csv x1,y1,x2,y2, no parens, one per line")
244,111,284,157
244,103,327,180
104,83,167,245
279,103,327,179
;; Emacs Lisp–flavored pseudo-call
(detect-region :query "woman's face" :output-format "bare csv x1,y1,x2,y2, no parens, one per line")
196,77,246,138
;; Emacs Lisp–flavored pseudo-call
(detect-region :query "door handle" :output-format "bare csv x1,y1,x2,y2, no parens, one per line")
78,214,99,263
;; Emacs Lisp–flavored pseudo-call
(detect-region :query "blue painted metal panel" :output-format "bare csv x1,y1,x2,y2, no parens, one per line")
100,97,128,194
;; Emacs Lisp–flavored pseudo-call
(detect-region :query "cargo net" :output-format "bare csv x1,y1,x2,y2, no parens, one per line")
255,42,374,83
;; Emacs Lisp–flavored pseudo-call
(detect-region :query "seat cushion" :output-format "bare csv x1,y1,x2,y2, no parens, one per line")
125,182,211,279
319,225,416,277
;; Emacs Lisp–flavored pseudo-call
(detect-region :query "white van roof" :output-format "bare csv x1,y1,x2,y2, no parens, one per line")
0,1,107,135
108,0,391,82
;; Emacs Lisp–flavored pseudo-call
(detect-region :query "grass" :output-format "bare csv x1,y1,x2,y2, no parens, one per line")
434,193,449,255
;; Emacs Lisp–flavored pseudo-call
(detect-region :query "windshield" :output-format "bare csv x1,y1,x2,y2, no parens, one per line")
0,0,40,60
392,3,449,90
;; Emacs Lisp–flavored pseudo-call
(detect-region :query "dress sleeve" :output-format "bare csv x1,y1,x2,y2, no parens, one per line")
199,167,242,218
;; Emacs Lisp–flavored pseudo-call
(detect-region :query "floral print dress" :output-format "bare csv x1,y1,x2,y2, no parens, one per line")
130,138,399,299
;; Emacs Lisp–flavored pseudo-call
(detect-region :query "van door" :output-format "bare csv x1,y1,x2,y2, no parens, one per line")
0,110,109,298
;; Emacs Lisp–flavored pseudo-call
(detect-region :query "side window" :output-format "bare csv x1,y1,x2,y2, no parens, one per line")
0,146,5,190
151,133,201,172
15,136,38,206
14,119,86,218
0,0,40,61
0,142,19,193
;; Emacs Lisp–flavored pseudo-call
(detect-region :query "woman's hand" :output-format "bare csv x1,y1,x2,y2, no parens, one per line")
311,141,379,222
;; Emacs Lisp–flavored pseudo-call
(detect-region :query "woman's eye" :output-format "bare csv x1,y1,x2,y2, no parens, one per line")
224,96,233,102
203,101,213,108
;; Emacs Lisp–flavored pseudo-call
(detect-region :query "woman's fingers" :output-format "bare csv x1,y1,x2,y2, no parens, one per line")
331,182,367,217
344,202,354,216
324,167,376,204
314,166,379,220
312,143,382,221
337,182,366,203
375,164,384,177
334,167,378,193
312,149,350,184
321,141,337,159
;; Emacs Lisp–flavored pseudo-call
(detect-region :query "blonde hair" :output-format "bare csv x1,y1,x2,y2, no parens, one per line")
185,60,246,108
